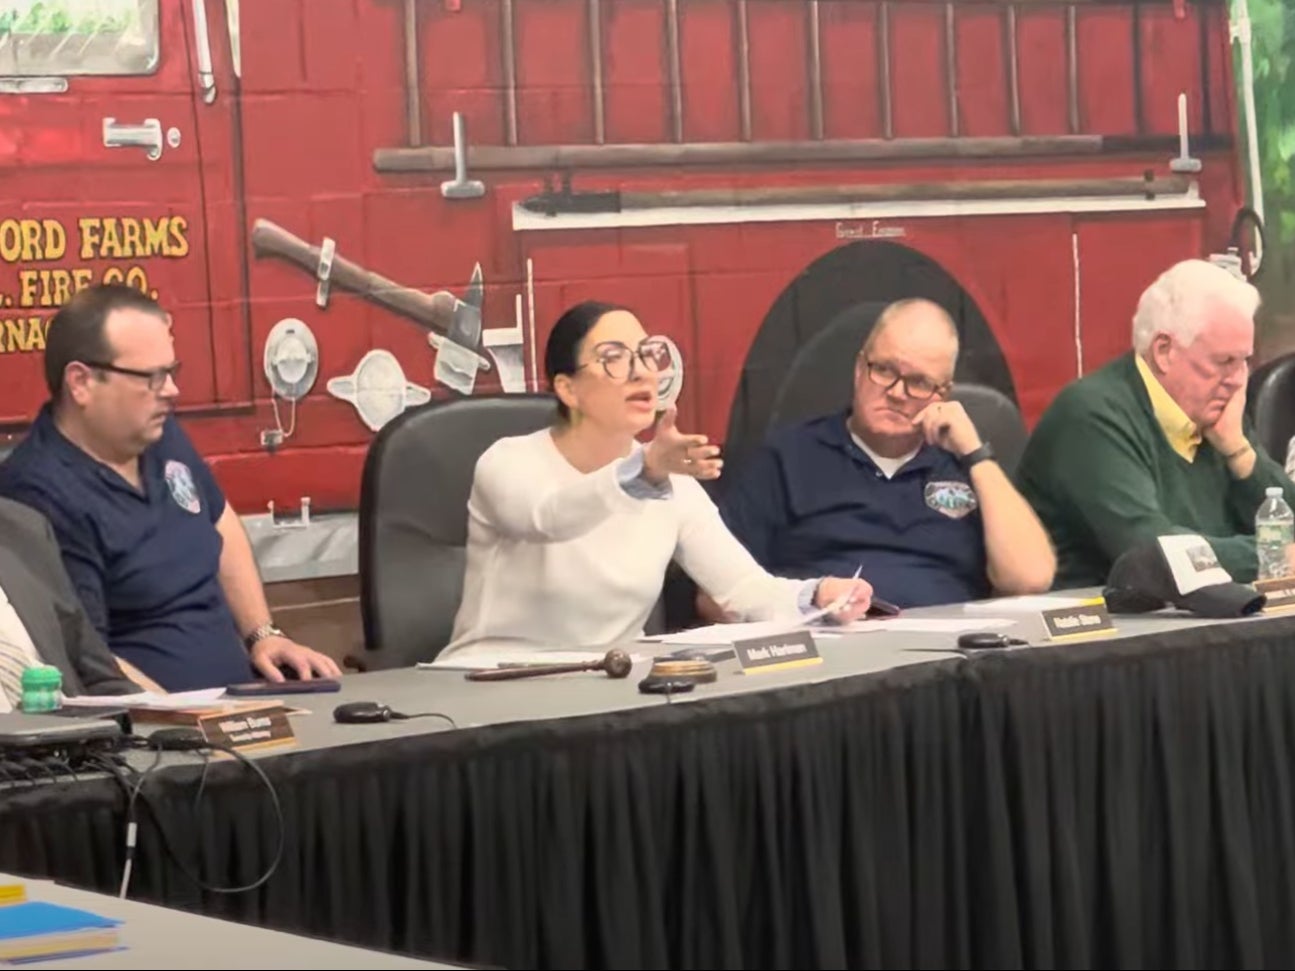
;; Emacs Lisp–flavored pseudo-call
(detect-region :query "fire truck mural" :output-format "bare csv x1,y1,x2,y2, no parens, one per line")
0,0,1270,519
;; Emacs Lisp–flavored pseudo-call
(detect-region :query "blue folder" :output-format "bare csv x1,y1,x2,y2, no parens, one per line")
0,902,120,939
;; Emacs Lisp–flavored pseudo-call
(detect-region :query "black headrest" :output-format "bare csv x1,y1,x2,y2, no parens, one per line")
1247,353,1295,465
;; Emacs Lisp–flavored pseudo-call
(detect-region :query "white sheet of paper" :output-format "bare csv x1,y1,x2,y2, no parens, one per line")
62,688,227,710
641,574,862,647
963,596,1097,612
642,620,811,646
421,650,650,671
839,617,1016,634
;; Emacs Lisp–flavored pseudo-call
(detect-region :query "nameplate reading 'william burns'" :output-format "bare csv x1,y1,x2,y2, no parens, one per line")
734,630,823,674
1041,602,1116,641
1255,577,1295,612
198,704,297,754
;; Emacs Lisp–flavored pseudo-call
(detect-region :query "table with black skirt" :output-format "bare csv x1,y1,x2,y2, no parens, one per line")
2,601,1294,970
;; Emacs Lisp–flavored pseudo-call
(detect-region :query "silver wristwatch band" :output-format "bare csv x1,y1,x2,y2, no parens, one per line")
243,622,284,650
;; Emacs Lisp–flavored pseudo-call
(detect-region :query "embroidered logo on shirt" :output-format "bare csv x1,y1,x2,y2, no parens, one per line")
164,460,201,515
924,481,977,519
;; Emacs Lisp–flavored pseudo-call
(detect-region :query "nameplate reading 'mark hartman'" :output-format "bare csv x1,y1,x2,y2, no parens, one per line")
1256,577,1295,612
198,704,296,754
734,630,823,675
1041,600,1116,641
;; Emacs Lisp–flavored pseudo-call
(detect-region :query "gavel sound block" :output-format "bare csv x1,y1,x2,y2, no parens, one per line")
465,648,635,682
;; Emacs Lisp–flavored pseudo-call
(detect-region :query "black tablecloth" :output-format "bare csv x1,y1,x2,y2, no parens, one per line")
6,618,1295,969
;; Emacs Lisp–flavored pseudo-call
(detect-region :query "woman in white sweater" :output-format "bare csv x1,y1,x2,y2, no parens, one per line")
441,302,874,660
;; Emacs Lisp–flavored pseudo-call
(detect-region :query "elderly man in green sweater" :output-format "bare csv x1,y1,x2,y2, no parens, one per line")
1017,259,1295,588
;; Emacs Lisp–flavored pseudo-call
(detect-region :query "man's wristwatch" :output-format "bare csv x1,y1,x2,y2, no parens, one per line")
243,622,285,650
958,442,995,471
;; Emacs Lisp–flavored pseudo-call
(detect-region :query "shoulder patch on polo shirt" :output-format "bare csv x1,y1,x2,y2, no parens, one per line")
164,460,202,515
924,480,978,519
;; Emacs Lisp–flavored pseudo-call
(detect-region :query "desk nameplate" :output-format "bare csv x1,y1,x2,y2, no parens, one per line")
1041,600,1117,641
133,702,297,754
734,630,823,674
1256,577,1295,612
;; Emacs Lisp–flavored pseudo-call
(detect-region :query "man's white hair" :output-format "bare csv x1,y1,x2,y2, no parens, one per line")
1131,259,1260,354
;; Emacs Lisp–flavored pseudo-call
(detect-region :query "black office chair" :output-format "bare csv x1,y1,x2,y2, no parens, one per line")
1247,352,1295,465
947,384,1029,478
358,394,558,669
357,393,669,669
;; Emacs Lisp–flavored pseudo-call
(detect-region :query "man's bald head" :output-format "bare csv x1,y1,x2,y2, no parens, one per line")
851,299,961,453
860,299,960,370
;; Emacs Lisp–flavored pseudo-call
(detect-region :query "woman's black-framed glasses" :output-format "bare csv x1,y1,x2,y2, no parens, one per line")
81,360,181,392
862,358,946,401
579,337,674,383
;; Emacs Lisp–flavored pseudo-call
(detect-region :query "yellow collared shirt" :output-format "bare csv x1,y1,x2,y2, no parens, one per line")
1135,354,1202,462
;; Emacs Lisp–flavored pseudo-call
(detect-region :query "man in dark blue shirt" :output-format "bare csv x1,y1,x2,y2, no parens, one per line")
716,299,1056,611
0,285,341,692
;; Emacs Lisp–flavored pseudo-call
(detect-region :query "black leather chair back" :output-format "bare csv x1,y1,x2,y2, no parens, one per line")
359,394,557,667
1248,353,1295,465
950,383,1029,478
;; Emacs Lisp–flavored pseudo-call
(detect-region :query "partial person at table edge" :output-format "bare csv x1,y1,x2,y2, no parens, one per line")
1016,258,1295,587
0,496,137,708
0,284,341,692
708,298,1055,619
440,301,875,661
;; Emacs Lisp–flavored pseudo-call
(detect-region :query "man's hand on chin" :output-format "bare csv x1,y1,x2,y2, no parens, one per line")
1202,381,1248,456
1203,382,1258,478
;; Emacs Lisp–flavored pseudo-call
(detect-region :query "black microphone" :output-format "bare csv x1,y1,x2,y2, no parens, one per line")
333,701,458,729
956,632,1028,650
333,701,404,724
147,727,209,751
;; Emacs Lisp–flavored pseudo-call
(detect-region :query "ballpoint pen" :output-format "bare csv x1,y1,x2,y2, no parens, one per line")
829,564,866,615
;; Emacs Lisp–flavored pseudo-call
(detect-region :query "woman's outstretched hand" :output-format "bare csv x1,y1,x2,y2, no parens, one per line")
643,406,723,483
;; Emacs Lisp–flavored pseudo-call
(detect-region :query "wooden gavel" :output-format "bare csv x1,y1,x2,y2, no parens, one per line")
465,648,635,682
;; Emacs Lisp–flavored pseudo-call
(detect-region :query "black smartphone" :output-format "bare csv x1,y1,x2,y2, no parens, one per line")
226,679,341,696
867,597,902,618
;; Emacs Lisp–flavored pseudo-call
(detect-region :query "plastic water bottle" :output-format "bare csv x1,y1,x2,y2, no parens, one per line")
1256,486,1294,580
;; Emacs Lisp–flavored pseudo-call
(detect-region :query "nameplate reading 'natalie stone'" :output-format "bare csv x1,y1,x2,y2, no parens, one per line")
1041,602,1116,641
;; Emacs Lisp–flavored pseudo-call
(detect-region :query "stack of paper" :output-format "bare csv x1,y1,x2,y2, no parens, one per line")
838,617,1016,634
62,688,227,711
0,899,121,962
642,620,805,646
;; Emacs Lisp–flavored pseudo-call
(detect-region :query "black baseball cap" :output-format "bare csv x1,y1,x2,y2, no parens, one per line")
1103,538,1266,618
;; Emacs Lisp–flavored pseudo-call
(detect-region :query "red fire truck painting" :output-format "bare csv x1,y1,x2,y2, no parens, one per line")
0,0,1263,519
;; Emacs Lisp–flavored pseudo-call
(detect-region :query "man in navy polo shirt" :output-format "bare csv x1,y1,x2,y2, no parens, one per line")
714,299,1056,611
0,285,341,692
